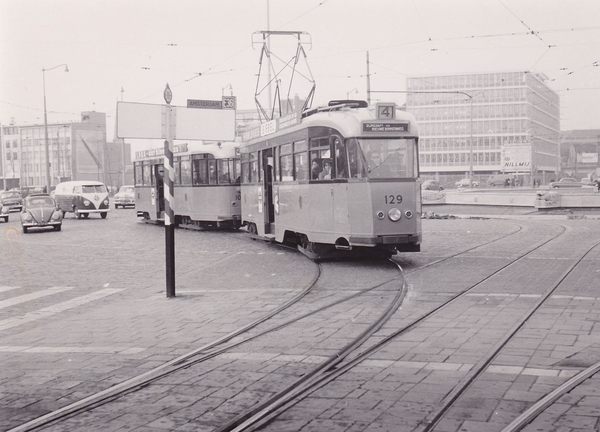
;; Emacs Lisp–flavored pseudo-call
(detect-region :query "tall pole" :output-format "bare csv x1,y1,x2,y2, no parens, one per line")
42,64,68,193
366,51,371,104
120,87,126,187
43,69,51,193
163,84,176,298
469,96,474,187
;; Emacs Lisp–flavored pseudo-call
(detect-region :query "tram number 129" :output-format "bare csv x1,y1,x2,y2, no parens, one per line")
384,195,403,204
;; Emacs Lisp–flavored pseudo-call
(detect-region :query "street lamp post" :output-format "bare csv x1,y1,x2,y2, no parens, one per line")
42,64,68,193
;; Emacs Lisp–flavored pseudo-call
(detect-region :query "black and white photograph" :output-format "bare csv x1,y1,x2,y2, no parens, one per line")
1,1,599,431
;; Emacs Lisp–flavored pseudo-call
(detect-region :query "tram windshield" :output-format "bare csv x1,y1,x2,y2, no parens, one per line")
355,138,418,179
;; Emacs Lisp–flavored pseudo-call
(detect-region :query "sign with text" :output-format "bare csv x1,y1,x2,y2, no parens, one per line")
187,96,236,110
117,101,235,141
502,144,531,172
241,112,301,141
363,122,409,133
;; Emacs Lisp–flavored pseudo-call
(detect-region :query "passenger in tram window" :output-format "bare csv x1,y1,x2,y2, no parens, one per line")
318,159,332,180
208,162,217,184
311,160,322,179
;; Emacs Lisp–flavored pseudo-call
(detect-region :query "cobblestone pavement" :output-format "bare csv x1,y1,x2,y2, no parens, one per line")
0,207,599,431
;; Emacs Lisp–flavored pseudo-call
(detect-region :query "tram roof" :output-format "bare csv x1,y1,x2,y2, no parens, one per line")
134,140,239,161
241,103,418,147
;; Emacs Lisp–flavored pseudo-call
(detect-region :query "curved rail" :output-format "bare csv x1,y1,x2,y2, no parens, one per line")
224,223,569,431
8,263,322,432
502,360,600,431
423,237,600,431
216,258,407,432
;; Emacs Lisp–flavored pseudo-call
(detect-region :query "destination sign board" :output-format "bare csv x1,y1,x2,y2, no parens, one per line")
241,112,301,141
363,122,409,133
187,96,236,110
135,143,189,160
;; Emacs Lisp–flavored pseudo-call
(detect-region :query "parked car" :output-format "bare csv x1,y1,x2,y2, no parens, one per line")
486,174,512,187
549,178,583,189
20,194,63,233
114,185,136,209
421,180,444,191
455,178,479,188
1,205,9,222
0,190,24,212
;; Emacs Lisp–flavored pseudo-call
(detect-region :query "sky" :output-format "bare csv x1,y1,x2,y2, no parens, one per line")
1,0,599,154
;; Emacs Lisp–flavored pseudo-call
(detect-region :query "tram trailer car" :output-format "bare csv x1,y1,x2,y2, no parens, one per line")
54,180,110,219
240,100,421,260
134,141,242,230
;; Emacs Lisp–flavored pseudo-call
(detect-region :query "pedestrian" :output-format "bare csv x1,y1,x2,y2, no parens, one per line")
595,178,600,193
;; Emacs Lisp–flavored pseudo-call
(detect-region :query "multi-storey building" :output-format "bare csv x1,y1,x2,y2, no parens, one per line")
1,111,132,191
560,130,600,181
406,71,560,186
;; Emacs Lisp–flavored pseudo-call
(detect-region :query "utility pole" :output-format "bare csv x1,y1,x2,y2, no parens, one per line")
366,51,371,105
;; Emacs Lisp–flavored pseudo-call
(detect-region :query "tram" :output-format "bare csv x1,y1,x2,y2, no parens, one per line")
134,141,242,229
240,100,421,259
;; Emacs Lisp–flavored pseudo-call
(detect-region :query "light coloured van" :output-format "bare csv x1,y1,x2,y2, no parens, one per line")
486,174,512,187
54,180,110,219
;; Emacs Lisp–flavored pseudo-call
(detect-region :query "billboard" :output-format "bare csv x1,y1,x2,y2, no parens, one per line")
502,144,531,172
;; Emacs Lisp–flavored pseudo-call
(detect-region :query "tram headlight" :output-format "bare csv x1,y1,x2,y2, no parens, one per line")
405,210,414,219
388,208,402,222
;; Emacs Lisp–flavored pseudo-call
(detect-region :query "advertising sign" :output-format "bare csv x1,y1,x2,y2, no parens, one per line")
502,144,531,172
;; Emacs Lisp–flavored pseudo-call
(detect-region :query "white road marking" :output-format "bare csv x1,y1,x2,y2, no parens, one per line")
0,346,145,354
0,288,123,332
0,286,73,310
0,286,22,294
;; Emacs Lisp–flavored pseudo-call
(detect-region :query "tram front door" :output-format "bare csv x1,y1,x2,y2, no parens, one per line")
262,149,275,234
154,164,165,220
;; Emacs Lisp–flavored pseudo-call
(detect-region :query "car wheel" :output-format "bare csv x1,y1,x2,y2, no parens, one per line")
22,226,28,234
115,204,119,209
54,225,62,232
82,213,89,219
1,216,7,222
100,212,108,219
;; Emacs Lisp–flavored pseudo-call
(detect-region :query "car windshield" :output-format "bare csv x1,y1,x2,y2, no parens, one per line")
82,185,107,193
26,197,55,207
120,186,134,193
1,191,20,199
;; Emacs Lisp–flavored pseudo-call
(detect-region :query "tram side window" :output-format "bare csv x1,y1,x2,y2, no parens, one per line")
234,159,241,184
279,144,293,181
333,136,348,179
174,158,181,185
134,163,143,186
241,154,250,184
218,159,230,184
193,159,206,184
143,164,152,186
293,140,308,181
208,159,217,185
180,158,192,185
346,138,368,178
249,152,258,183
310,137,330,180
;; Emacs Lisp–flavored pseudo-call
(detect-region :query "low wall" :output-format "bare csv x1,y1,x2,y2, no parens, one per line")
423,188,600,209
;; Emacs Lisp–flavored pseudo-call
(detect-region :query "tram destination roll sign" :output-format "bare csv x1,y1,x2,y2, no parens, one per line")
363,122,409,133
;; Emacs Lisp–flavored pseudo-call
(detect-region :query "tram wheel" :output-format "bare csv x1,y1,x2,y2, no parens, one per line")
248,223,258,236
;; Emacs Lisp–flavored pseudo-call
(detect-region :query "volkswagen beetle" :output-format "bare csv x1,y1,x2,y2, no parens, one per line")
20,194,63,233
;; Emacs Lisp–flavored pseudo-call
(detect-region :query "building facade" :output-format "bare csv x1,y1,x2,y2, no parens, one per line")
406,71,560,186
1,112,133,191
560,130,600,181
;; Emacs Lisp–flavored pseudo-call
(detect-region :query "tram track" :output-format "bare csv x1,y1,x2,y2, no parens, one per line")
8,220,566,431
9,254,406,431
214,222,572,431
